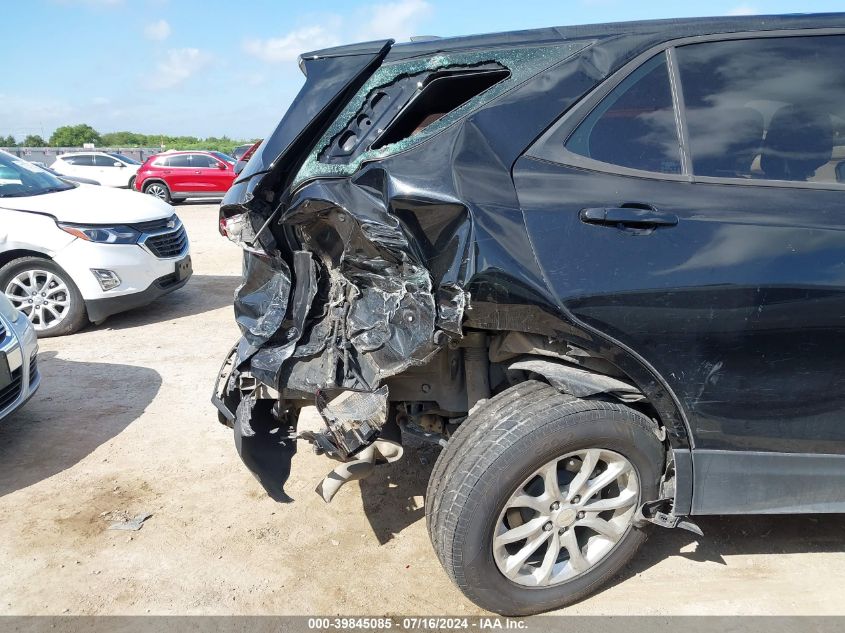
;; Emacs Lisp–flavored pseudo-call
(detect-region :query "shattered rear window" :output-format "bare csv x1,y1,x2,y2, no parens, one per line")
294,42,591,186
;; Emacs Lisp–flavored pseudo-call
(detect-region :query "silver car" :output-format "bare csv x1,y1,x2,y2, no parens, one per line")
0,294,39,419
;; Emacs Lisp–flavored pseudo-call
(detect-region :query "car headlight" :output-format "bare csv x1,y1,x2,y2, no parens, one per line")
57,223,141,244
0,296,20,323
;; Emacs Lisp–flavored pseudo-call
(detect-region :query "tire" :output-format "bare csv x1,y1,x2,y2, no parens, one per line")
128,175,136,190
143,181,171,203
426,381,664,615
0,257,88,337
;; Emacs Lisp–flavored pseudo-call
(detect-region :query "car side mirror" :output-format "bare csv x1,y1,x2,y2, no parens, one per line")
114,162,124,167
218,162,227,170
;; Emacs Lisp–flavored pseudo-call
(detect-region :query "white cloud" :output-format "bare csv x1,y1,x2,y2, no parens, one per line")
727,5,759,15
147,48,213,90
356,0,433,42
144,19,171,41
244,0,433,64
244,23,341,63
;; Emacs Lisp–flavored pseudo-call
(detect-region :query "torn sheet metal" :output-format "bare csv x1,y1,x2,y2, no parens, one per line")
509,358,645,402
215,28,700,500
294,43,591,186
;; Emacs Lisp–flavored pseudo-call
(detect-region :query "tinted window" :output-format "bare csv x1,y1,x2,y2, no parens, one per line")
63,155,93,166
153,156,170,167
93,154,118,166
191,154,218,168
168,154,191,167
109,152,141,165
677,35,845,183
566,54,681,174
212,151,234,164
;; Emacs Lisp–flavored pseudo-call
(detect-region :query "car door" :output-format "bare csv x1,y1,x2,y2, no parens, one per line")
62,154,92,177
513,33,845,514
189,153,223,194
164,154,193,195
91,153,122,187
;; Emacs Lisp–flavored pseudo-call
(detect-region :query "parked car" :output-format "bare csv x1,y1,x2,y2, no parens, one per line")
213,13,845,615
233,140,262,176
231,143,255,161
134,151,236,203
40,164,100,186
0,149,191,337
50,152,141,189
0,293,40,421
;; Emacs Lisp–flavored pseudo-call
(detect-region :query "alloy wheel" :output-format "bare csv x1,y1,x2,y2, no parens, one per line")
5,269,72,331
146,184,167,200
492,448,639,587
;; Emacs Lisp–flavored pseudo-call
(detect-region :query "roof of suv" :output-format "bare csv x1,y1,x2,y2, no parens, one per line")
305,13,845,60
157,150,223,156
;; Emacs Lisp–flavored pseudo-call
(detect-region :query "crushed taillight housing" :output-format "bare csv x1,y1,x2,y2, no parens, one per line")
219,213,249,242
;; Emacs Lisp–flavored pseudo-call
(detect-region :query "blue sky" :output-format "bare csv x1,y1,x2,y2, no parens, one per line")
3,0,843,141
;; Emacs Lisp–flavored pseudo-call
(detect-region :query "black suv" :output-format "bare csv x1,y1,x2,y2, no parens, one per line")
214,13,845,615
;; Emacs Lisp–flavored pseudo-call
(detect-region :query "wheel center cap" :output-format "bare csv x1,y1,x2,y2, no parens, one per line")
555,508,577,527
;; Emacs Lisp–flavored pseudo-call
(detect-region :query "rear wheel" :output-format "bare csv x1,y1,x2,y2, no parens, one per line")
0,257,88,337
426,381,664,615
128,175,136,190
143,181,171,203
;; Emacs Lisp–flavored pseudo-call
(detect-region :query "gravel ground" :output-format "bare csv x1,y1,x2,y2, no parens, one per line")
0,203,844,616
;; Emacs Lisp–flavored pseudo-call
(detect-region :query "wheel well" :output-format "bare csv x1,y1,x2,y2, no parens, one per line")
142,179,168,191
393,329,689,449
0,249,51,269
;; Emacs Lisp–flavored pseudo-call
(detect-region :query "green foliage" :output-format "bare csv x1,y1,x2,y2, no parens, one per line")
49,124,102,147
1,135,17,147
23,134,46,146
33,123,256,154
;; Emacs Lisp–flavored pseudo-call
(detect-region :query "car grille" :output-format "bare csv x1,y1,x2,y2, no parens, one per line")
145,224,188,258
0,368,22,411
0,321,6,341
29,353,38,385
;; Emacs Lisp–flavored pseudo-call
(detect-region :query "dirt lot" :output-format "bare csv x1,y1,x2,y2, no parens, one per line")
1,203,844,616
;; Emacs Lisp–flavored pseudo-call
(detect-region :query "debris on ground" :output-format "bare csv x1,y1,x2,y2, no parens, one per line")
103,511,153,532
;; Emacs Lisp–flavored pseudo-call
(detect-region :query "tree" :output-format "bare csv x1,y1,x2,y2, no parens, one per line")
23,134,46,147
1,135,16,147
101,131,148,147
49,124,102,147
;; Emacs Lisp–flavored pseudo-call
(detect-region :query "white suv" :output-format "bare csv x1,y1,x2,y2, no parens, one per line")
51,151,141,189
0,150,191,336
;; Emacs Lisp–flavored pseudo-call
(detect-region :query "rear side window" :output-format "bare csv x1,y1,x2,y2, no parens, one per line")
168,155,191,168
63,155,92,166
566,54,682,174
677,35,845,184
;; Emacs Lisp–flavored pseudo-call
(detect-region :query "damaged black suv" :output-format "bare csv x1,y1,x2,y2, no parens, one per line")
214,12,845,615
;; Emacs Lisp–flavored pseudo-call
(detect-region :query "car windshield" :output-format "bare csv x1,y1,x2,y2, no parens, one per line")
109,152,141,165
212,151,235,164
0,150,75,198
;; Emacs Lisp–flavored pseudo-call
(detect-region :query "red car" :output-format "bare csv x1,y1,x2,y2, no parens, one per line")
134,151,236,204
